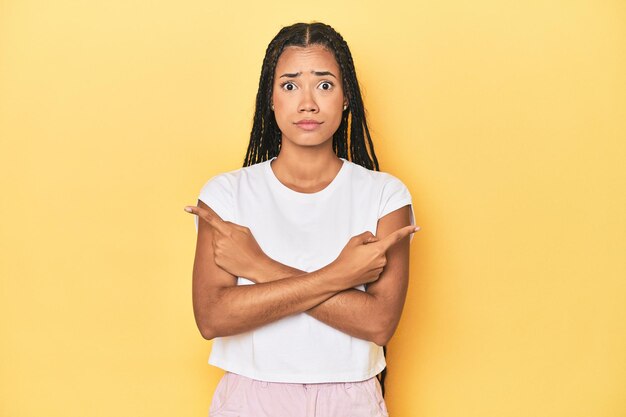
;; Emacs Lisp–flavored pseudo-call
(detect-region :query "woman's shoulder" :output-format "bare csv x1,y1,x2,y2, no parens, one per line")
201,159,268,187
196,160,269,221
344,159,408,188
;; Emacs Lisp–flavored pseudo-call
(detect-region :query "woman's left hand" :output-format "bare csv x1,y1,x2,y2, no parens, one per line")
185,204,270,281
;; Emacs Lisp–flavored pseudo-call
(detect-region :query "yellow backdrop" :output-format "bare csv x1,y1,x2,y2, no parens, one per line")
1,1,625,416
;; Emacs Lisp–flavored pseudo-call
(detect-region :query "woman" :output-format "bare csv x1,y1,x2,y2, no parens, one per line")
185,22,419,417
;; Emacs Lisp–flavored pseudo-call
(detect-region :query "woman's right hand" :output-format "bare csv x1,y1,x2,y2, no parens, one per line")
329,225,420,288
185,203,272,281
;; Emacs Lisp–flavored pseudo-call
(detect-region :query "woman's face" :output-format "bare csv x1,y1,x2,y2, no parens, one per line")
271,44,346,150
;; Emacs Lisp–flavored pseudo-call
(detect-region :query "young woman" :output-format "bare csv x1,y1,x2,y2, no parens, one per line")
185,22,419,417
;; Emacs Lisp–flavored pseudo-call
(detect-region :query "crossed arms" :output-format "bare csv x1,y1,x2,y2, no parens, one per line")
188,200,417,346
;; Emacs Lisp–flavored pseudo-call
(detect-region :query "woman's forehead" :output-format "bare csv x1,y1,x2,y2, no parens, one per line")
275,45,339,72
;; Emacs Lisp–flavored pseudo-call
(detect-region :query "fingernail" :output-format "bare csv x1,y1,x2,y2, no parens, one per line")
414,226,421,232
184,207,192,213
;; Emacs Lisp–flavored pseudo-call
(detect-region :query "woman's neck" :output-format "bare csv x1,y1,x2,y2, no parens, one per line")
270,146,343,194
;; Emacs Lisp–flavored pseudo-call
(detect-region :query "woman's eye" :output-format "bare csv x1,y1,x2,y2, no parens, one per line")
281,82,297,91
319,82,333,90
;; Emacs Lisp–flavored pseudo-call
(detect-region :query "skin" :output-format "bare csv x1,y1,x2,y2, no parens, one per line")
185,45,420,345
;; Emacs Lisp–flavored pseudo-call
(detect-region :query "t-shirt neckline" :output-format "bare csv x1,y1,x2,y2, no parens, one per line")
265,156,349,198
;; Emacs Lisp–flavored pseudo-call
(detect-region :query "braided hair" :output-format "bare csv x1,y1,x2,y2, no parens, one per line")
243,22,379,172
242,22,388,397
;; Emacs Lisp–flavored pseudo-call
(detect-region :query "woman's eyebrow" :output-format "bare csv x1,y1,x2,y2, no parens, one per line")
279,71,337,79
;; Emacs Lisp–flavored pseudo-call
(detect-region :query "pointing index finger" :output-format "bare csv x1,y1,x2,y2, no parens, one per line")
379,225,420,252
184,204,227,232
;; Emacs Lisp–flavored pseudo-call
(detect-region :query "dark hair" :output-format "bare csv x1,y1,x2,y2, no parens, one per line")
242,22,380,172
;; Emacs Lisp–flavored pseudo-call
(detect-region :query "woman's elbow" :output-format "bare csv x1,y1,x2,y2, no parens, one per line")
371,330,393,347
194,309,221,340
193,291,228,340
198,323,217,340
369,318,398,346
199,318,237,340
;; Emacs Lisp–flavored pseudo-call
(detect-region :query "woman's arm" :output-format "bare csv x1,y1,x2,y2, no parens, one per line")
190,200,414,340
255,206,413,346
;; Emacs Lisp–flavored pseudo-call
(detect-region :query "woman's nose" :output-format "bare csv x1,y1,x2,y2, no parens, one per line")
298,89,319,113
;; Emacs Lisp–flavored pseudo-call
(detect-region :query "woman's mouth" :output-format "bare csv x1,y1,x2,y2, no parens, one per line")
295,120,323,131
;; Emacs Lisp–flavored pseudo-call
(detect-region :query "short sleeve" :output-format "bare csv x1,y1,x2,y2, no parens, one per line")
194,174,234,232
378,175,416,241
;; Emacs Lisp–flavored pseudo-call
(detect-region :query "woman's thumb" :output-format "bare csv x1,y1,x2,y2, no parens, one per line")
364,235,379,244
351,231,376,245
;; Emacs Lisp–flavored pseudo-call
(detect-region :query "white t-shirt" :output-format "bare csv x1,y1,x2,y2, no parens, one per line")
195,156,414,383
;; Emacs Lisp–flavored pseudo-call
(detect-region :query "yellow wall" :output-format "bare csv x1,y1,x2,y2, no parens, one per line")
1,1,624,416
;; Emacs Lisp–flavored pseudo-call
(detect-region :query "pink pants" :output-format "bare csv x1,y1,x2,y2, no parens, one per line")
209,372,389,417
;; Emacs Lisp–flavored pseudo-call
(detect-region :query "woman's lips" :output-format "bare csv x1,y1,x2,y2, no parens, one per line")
295,120,323,131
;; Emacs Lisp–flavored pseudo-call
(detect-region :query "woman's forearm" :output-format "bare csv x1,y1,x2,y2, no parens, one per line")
255,261,390,345
200,266,347,339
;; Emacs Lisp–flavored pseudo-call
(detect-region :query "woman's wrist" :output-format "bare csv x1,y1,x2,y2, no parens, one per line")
253,258,303,284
